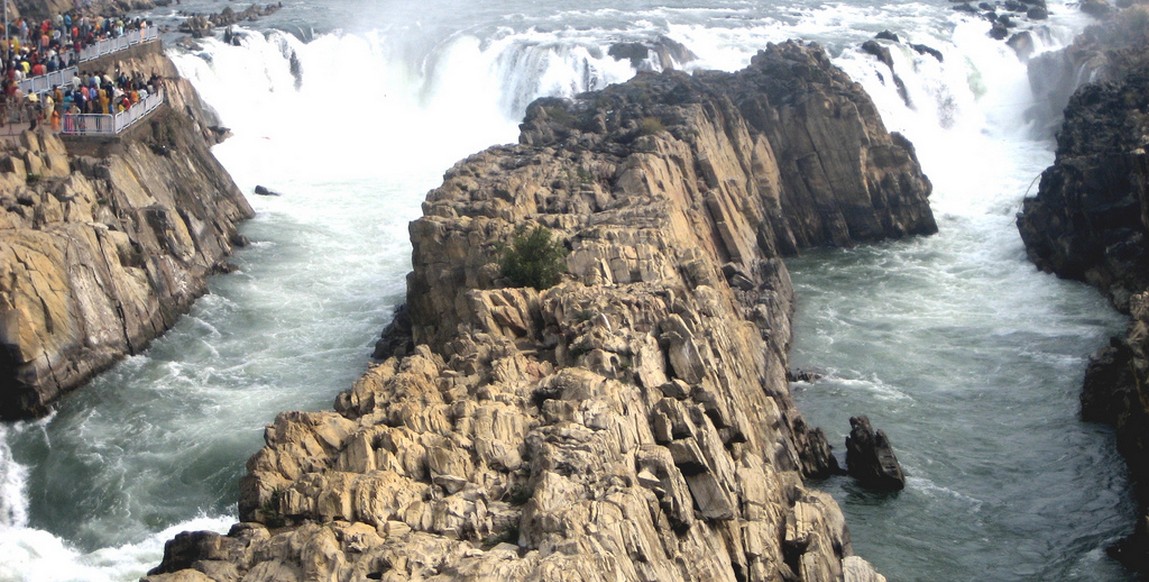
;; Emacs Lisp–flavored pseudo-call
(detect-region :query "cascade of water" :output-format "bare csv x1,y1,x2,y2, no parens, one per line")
0,2,1134,580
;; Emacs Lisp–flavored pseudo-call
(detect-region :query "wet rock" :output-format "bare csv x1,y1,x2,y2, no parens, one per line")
876,30,900,43
1017,70,1149,310
989,20,1010,40
370,303,414,362
910,43,944,62
1007,32,1036,60
1081,0,1112,17
845,415,906,491
253,185,281,196
861,40,894,69
608,36,697,71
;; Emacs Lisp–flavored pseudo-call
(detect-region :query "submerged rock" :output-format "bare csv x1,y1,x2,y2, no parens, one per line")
845,416,906,492
148,40,932,581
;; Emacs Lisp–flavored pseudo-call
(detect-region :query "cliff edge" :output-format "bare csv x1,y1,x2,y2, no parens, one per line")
1016,5,1149,574
147,41,934,582
0,40,253,419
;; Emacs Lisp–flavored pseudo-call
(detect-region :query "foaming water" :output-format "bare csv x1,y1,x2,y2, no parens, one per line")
0,1,1137,580
788,4,1135,580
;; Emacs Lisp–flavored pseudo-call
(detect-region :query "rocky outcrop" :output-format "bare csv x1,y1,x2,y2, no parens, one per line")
148,40,933,582
178,3,283,39
0,42,253,419
1026,5,1149,136
13,0,155,20
1082,293,1149,573
844,416,905,492
1016,5,1149,575
1017,65,1149,311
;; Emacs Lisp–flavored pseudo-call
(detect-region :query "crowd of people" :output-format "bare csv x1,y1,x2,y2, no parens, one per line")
0,11,157,131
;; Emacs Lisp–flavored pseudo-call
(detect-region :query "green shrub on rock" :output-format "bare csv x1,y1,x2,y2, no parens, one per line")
499,225,567,290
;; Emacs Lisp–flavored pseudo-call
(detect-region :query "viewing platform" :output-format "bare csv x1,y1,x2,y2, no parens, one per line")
16,27,159,96
9,27,165,139
60,88,165,136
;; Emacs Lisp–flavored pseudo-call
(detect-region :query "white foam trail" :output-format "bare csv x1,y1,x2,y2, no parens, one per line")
0,425,29,529
0,515,233,582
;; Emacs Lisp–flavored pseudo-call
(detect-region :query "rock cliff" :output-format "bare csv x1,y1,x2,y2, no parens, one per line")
1016,5,1149,574
147,41,934,582
0,41,253,419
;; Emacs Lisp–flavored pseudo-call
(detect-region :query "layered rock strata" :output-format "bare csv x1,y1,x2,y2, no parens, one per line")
149,40,935,581
1016,6,1149,574
0,41,253,418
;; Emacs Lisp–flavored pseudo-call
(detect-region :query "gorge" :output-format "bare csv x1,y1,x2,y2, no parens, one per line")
0,0,1139,580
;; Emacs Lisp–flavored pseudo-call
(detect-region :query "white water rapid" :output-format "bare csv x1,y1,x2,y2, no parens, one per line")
0,1,1135,580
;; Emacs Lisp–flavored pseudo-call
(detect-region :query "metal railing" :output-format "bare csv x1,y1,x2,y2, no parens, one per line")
60,88,164,136
78,27,159,62
14,27,159,96
18,66,78,95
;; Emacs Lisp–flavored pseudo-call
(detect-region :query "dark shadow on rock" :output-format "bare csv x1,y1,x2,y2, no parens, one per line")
845,415,906,492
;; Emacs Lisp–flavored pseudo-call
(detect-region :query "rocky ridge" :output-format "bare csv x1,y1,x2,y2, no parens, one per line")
0,40,253,418
147,40,935,582
1015,3,1149,574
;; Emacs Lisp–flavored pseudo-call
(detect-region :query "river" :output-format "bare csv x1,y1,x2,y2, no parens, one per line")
0,0,1135,580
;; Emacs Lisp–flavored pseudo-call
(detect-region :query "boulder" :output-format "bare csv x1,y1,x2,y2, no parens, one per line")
845,415,906,491
875,30,900,43
910,43,944,62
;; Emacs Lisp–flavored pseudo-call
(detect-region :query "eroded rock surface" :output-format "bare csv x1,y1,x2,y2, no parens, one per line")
1018,65,1149,311
148,40,934,582
0,42,253,418
1017,6,1149,574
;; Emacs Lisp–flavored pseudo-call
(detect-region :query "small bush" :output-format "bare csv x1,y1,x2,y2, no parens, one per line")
499,225,567,290
637,116,666,136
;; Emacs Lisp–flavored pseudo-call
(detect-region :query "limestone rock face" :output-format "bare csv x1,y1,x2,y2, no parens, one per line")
0,44,253,419
150,41,928,581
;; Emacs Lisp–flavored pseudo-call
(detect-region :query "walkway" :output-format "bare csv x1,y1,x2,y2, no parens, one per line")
9,27,166,138
60,88,165,136
17,27,160,96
